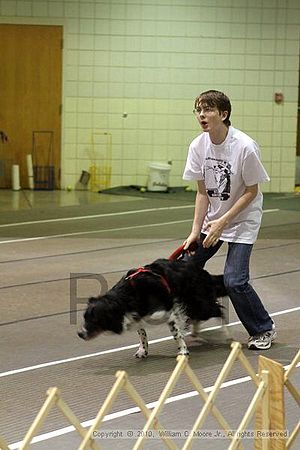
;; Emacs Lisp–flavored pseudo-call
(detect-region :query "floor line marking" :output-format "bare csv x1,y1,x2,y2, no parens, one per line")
8,361,299,449
0,209,280,245
0,219,192,245
0,207,279,229
0,205,195,228
1,306,299,379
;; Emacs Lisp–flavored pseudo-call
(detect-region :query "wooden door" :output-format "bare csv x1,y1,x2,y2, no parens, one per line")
0,24,62,189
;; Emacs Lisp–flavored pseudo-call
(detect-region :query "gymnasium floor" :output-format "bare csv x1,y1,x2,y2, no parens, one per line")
0,188,299,450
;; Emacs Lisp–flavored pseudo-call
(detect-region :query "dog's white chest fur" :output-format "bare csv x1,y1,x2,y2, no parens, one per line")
144,310,171,325
123,310,172,331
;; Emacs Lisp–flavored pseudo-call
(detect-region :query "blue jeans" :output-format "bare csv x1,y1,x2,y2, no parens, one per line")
191,234,273,336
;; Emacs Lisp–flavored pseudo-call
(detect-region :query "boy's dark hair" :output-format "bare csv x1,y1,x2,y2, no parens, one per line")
195,90,231,127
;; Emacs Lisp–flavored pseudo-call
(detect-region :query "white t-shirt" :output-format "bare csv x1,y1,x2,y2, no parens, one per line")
183,126,270,244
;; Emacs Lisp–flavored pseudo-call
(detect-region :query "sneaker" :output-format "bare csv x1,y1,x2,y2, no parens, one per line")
247,323,277,350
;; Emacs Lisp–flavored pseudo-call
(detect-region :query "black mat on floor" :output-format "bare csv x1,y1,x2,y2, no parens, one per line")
101,186,300,210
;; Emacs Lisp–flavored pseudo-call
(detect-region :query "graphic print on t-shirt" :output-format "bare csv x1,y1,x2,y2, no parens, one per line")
205,157,232,201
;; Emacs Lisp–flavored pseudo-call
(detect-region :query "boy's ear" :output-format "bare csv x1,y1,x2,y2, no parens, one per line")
221,110,228,121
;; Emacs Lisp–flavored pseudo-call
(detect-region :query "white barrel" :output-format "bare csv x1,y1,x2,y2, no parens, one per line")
147,162,171,192
12,164,21,190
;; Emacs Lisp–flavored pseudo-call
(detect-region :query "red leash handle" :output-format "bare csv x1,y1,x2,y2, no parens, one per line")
169,241,198,261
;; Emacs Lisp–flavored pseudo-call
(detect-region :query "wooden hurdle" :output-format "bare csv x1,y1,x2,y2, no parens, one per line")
18,387,101,450
255,356,286,450
133,343,243,450
78,369,178,450
284,350,300,449
181,341,276,450
0,435,9,450
1,344,298,450
78,343,266,450
254,349,300,450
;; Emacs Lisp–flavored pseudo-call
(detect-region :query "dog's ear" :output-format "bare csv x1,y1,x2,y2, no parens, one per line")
84,301,97,321
88,296,98,305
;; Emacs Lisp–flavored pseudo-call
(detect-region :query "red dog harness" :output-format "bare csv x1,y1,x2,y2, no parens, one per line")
125,267,171,294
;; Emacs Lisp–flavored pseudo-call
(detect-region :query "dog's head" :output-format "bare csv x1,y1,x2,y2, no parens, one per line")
77,262,174,341
77,293,126,340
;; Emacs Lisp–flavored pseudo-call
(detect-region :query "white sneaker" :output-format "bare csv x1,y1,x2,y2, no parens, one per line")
247,323,276,350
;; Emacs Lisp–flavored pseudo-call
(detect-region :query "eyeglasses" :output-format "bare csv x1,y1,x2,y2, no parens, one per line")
193,106,215,116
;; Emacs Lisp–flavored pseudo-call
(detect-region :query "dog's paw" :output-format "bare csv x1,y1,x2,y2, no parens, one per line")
135,349,148,359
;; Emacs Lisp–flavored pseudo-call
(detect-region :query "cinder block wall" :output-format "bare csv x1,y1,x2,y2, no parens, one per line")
1,0,299,192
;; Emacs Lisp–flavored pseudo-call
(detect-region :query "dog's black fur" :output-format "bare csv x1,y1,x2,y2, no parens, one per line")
78,258,227,357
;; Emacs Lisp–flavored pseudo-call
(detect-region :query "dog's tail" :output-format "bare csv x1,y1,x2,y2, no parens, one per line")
211,275,228,298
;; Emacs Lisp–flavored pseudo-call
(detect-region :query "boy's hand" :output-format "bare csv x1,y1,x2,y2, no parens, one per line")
202,219,225,248
183,232,199,250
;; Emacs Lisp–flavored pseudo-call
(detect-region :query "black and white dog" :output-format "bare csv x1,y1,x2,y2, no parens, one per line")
78,258,229,358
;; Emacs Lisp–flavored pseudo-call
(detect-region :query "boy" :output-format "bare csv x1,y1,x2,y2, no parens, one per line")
183,90,276,350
